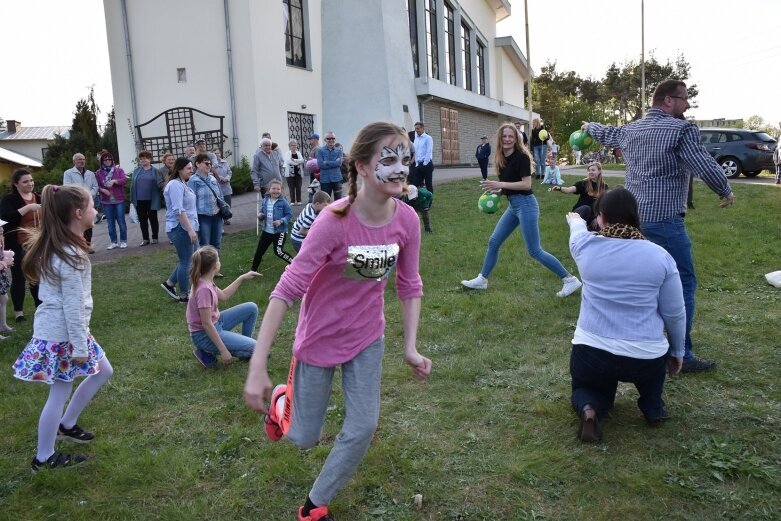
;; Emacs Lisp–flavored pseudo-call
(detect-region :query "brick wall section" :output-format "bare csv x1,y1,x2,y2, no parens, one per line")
421,99,518,167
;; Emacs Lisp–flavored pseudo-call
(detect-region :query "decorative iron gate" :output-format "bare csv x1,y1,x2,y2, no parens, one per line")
287,111,315,156
135,107,225,163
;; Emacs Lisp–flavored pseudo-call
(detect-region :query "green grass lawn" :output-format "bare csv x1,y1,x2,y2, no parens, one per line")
1,176,780,520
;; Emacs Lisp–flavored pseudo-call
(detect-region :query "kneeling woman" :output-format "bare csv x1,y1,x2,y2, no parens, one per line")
187,246,261,368
567,187,685,442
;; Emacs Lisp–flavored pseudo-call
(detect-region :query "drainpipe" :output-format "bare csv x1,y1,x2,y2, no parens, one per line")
224,0,240,167
120,0,140,150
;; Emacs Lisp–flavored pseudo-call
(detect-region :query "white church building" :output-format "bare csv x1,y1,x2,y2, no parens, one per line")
103,0,533,167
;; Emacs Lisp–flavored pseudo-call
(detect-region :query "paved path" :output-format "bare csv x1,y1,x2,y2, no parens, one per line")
88,165,776,264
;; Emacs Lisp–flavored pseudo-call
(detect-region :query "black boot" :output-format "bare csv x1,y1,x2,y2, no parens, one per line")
421,209,432,233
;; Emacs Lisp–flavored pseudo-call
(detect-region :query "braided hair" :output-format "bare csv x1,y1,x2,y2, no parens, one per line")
331,121,408,217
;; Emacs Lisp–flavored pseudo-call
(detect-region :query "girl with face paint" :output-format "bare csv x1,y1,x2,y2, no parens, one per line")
461,123,582,298
244,122,431,521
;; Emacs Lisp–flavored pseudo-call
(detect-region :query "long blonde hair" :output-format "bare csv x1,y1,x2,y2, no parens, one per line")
22,185,90,284
585,162,608,198
331,121,408,217
493,122,533,173
189,246,220,293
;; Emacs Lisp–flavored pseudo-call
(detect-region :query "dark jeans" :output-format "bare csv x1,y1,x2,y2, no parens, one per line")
287,175,303,203
10,245,41,312
478,158,489,180
640,217,697,360
135,200,159,241
416,162,434,192
319,180,342,200
570,343,668,421
252,231,293,271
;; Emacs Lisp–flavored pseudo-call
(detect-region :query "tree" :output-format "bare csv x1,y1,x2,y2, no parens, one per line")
43,87,104,172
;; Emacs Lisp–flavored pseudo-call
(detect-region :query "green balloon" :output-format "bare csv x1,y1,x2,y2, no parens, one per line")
569,130,594,150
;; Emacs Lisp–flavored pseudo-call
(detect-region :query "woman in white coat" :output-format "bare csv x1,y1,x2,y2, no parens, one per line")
284,139,306,205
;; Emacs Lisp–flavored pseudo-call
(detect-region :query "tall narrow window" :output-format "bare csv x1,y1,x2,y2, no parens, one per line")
284,0,306,68
461,23,472,91
424,0,438,80
406,0,419,77
443,3,456,85
476,42,486,95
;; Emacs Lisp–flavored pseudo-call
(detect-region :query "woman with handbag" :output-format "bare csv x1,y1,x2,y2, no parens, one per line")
187,154,227,256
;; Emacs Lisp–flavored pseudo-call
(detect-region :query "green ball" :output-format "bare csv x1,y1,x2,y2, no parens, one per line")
478,192,501,214
569,130,594,150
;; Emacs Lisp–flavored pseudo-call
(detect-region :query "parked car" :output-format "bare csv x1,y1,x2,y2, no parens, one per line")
698,128,777,178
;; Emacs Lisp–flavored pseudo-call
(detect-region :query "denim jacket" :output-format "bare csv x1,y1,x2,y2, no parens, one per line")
187,172,223,216
261,196,293,233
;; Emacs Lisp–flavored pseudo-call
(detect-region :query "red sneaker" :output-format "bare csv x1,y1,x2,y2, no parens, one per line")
264,384,286,442
298,505,333,521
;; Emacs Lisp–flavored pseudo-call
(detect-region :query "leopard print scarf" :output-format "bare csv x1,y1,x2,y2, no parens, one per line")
599,223,645,240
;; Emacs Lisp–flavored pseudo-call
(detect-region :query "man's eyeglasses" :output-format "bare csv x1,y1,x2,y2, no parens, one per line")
325,137,336,141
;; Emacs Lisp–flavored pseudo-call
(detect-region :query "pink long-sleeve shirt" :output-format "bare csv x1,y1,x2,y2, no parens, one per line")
271,198,423,367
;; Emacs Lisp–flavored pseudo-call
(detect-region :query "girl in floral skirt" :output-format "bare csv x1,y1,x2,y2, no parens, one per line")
12,184,113,472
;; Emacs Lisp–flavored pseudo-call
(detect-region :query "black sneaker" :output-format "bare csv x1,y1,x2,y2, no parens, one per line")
160,282,178,300
178,296,189,304
31,451,87,473
57,423,94,444
681,356,717,373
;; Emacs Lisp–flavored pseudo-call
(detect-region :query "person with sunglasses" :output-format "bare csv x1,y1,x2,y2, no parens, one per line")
188,154,225,256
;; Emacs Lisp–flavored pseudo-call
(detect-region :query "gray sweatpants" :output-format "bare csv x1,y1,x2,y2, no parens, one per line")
287,337,384,506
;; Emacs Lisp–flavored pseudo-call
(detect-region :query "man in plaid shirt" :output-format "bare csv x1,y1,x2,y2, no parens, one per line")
583,79,734,374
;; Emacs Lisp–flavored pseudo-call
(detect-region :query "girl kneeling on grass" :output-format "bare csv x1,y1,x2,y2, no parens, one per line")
12,185,113,472
188,246,261,368
244,121,432,521
550,161,608,230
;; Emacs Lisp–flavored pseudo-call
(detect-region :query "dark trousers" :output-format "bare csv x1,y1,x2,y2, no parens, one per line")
570,343,668,422
416,162,434,192
478,158,489,180
135,200,159,241
287,175,303,204
10,246,41,312
408,162,418,186
319,180,342,200
252,231,293,271
84,227,93,245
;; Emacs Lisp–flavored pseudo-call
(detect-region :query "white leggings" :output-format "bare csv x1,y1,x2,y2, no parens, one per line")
36,357,113,462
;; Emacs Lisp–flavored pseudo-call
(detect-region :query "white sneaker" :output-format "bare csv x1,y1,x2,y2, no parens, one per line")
106,243,118,250
557,276,582,298
461,274,488,290
119,242,127,249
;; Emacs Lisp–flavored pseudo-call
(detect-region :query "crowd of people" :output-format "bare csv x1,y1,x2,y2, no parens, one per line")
5,79,740,521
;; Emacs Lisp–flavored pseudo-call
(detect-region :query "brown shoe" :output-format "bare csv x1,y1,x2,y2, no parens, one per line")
578,405,602,442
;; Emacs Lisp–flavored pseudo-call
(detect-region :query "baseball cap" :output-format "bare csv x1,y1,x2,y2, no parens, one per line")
308,133,320,140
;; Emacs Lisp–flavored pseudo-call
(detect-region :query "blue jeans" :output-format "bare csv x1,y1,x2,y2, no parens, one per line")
197,213,223,251
167,224,196,296
190,302,258,358
641,217,697,360
480,194,569,279
533,145,547,176
103,202,127,243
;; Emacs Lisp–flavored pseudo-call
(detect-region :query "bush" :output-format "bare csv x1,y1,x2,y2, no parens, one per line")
230,155,252,195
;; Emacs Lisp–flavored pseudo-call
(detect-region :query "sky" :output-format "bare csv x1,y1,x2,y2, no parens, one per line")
2,0,780,128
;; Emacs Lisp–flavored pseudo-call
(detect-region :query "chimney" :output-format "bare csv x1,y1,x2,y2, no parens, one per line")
6,120,20,133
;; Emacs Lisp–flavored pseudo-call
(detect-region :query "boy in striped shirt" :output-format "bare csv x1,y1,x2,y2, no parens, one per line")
290,191,332,252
